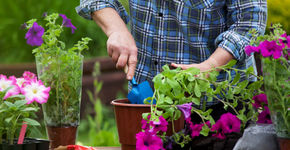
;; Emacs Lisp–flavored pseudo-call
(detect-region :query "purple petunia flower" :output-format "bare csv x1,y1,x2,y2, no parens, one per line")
176,102,192,119
136,131,164,150
25,22,44,46
150,116,168,133
211,113,241,139
252,93,268,109
245,45,260,56
260,40,283,59
59,14,77,33
257,106,272,124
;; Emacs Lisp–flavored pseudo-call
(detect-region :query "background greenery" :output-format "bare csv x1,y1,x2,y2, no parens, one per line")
0,0,288,63
0,0,107,63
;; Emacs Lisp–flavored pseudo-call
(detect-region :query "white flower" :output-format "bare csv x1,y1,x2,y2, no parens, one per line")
0,75,20,99
22,79,50,104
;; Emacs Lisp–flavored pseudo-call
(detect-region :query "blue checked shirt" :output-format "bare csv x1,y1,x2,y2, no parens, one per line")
76,0,267,106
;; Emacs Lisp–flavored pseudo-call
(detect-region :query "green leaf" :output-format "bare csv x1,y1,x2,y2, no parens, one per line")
232,73,240,85
174,110,181,120
191,97,200,105
142,113,150,120
14,100,28,108
5,116,13,123
185,67,200,76
194,81,201,97
223,60,237,68
164,97,173,104
200,125,210,136
4,101,14,107
23,118,40,126
22,107,38,112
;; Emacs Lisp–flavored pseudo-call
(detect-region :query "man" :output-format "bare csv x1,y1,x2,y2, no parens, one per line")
76,0,267,107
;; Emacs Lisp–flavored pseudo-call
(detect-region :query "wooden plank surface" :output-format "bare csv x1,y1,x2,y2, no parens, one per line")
94,147,121,150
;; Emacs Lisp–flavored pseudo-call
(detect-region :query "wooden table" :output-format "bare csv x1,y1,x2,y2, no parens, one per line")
94,147,121,150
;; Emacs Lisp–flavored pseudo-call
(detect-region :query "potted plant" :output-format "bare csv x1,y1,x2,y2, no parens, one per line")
0,71,50,150
23,13,91,149
245,24,290,150
134,60,265,150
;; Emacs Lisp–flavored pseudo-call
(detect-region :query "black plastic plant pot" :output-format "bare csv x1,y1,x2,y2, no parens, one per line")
1,138,49,150
35,139,50,150
2,144,23,150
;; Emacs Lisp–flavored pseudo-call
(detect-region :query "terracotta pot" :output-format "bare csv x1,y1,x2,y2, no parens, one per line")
46,126,77,149
278,137,290,150
111,99,184,150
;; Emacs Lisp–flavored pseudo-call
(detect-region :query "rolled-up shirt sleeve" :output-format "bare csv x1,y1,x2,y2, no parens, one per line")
75,0,129,23
215,0,267,63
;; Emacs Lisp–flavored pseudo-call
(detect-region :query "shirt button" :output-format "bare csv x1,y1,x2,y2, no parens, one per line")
158,13,163,17
154,61,158,65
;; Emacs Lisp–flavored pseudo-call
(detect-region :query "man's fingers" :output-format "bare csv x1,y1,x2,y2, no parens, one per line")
171,63,192,70
111,52,120,63
116,54,128,69
127,55,137,80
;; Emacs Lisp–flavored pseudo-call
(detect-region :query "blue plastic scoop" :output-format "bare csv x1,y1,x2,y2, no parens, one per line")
127,77,154,104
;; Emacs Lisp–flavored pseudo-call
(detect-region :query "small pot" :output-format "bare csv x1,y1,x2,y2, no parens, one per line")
46,126,77,149
1,138,49,150
278,137,290,150
111,99,184,150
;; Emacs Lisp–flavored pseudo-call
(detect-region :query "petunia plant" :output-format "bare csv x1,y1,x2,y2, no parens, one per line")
0,71,50,145
137,60,265,149
245,24,289,138
23,13,91,127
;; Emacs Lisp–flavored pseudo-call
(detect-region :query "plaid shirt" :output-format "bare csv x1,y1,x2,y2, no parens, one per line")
76,0,267,106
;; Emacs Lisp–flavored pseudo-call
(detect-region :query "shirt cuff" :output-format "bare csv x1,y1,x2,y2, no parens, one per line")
215,30,250,63
75,0,129,23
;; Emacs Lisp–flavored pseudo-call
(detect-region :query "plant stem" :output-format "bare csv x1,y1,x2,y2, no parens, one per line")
171,118,175,134
191,108,206,125
0,132,2,144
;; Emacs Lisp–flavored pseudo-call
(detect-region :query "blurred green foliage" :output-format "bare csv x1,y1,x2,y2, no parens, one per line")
267,0,290,34
0,0,107,64
0,0,289,63
77,62,120,146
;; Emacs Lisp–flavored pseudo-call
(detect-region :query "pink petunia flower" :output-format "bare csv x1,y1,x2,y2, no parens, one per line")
141,118,150,131
136,131,164,150
245,45,260,56
150,116,168,133
0,75,20,99
252,93,268,109
279,33,290,48
211,121,226,139
190,123,203,138
257,106,272,124
260,40,283,59
176,102,192,119
23,71,37,80
220,113,241,133
21,79,50,104
211,113,241,139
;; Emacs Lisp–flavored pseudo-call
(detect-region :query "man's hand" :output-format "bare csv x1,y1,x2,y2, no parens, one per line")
107,31,137,80
171,61,214,72
171,47,234,71
92,8,137,80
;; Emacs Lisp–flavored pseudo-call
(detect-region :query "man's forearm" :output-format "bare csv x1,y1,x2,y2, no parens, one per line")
204,47,234,68
90,8,138,80
91,8,129,37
